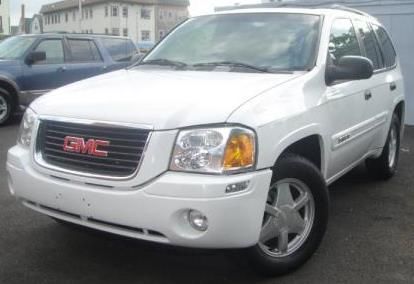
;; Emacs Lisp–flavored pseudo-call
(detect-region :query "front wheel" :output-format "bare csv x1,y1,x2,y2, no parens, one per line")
0,90,13,126
248,155,329,276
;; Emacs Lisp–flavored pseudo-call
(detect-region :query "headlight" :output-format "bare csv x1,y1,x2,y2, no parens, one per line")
17,108,37,147
170,126,256,174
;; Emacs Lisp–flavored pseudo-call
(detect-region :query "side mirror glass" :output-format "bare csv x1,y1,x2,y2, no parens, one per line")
25,51,46,65
326,55,374,85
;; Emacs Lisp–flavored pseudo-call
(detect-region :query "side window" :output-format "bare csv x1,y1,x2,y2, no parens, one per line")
329,18,361,65
67,39,102,62
102,38,137,62
354,20,383,70
372,24,396,67
34,39,64,64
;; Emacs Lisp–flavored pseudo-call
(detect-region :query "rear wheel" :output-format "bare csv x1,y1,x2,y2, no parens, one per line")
248,155,329,276
366,114,401,180
0,89,13,126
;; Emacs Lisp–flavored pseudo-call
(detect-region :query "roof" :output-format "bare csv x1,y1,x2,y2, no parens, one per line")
18,33,131,40
40,0,189,14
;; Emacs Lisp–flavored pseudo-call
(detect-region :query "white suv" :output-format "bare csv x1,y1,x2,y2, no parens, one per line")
7,7,405,275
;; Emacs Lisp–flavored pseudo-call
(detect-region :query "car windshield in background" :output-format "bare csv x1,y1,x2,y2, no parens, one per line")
102,38,137,62
0,36,36,60
141,13,321,73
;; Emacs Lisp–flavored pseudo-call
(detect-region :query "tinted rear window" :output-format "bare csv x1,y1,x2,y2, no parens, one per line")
372,24,396,67
354,20,383,70
102,38,137,62
67,39,102,62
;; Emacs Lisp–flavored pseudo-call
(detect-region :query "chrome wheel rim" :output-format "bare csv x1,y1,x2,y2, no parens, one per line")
388,126,398,168
258,178,315,258
0,96,7,121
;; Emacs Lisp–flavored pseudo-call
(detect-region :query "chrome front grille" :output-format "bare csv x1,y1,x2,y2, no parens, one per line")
36,119,151,178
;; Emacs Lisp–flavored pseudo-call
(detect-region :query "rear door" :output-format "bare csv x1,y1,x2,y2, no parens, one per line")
22,37,68,92
353,19,392,151
62,37,107,84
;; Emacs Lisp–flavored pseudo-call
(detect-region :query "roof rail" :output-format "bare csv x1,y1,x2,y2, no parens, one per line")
215,2,372,17
328,4,371,17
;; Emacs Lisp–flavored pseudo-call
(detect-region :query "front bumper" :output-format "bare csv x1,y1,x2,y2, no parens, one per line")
7,145,272,249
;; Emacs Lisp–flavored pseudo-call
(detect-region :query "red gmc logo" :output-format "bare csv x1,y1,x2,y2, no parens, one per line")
63,136,110,157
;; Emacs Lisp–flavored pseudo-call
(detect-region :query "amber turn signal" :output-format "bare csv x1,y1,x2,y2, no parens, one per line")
223,133,255,170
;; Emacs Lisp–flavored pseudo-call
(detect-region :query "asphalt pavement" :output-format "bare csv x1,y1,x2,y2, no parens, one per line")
0,115,413,284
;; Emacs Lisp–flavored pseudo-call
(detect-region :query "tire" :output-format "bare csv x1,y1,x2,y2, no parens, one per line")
247,155,329,276
0,88,13,126
366,114,401,180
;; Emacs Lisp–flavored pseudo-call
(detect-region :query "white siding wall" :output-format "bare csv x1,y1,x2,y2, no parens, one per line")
43,3,156,45
0,0,10,35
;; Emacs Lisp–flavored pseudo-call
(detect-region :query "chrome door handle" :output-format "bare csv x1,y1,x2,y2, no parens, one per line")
365,90,372,100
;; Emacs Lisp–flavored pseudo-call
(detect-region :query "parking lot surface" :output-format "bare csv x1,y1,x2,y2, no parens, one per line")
1,116,413,284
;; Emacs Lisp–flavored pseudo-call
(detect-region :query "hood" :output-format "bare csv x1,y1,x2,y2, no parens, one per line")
31,69,301,130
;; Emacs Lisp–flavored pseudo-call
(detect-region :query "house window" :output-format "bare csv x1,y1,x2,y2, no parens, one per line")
85,9,88,19
73,10,76,21
90,9,93,19
141,30,150,41
112,28,120,36
159,10,163,20
123,28,128,37
159,30,165,39
141,8,151,19
0,16,3,34
65,12,68,22
112,6,119,17
105,6,108,17
105,28,109,35
123,6,128,18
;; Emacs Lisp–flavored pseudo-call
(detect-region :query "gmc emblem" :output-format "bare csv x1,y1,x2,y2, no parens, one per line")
63,136,110,157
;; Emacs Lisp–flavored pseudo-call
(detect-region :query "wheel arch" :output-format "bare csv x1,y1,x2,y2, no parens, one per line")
271,125,326,177
0,76,20,110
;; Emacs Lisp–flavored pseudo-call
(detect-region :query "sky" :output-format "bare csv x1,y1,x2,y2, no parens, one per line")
10,0,261,26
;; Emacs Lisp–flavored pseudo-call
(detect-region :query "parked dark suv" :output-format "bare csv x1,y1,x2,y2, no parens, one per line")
0,33,139,125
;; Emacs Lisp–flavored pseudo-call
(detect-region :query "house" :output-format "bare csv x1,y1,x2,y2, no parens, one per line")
30,14,44,34
40,0,189,49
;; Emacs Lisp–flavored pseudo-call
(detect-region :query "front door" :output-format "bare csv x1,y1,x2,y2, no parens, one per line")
325,18,374,180
22,38,68,94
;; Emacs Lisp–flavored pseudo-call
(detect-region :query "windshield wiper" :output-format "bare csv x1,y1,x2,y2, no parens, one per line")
193,61,274,73
139,58,188,68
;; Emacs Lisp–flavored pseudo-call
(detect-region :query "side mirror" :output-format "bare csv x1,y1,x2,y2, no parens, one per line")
25,51,46,65
326,56,374,85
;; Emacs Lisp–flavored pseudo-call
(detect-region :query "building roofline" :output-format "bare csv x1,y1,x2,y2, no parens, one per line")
40,0,189,14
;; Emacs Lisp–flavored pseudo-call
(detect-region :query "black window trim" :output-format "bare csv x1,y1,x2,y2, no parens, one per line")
64,37,104,64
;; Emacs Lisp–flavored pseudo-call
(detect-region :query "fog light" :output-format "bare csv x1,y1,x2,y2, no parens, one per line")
188,210,208,232
226,181,250,194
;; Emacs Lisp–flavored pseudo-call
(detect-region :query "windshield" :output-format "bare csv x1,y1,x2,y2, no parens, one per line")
142,13,321,72
0,36,36,60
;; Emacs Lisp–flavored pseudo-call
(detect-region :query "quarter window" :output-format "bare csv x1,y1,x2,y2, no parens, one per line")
67,39,102,62
34,39,65,64
328,18,361,65
373,24,396,67
354,20,383,70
